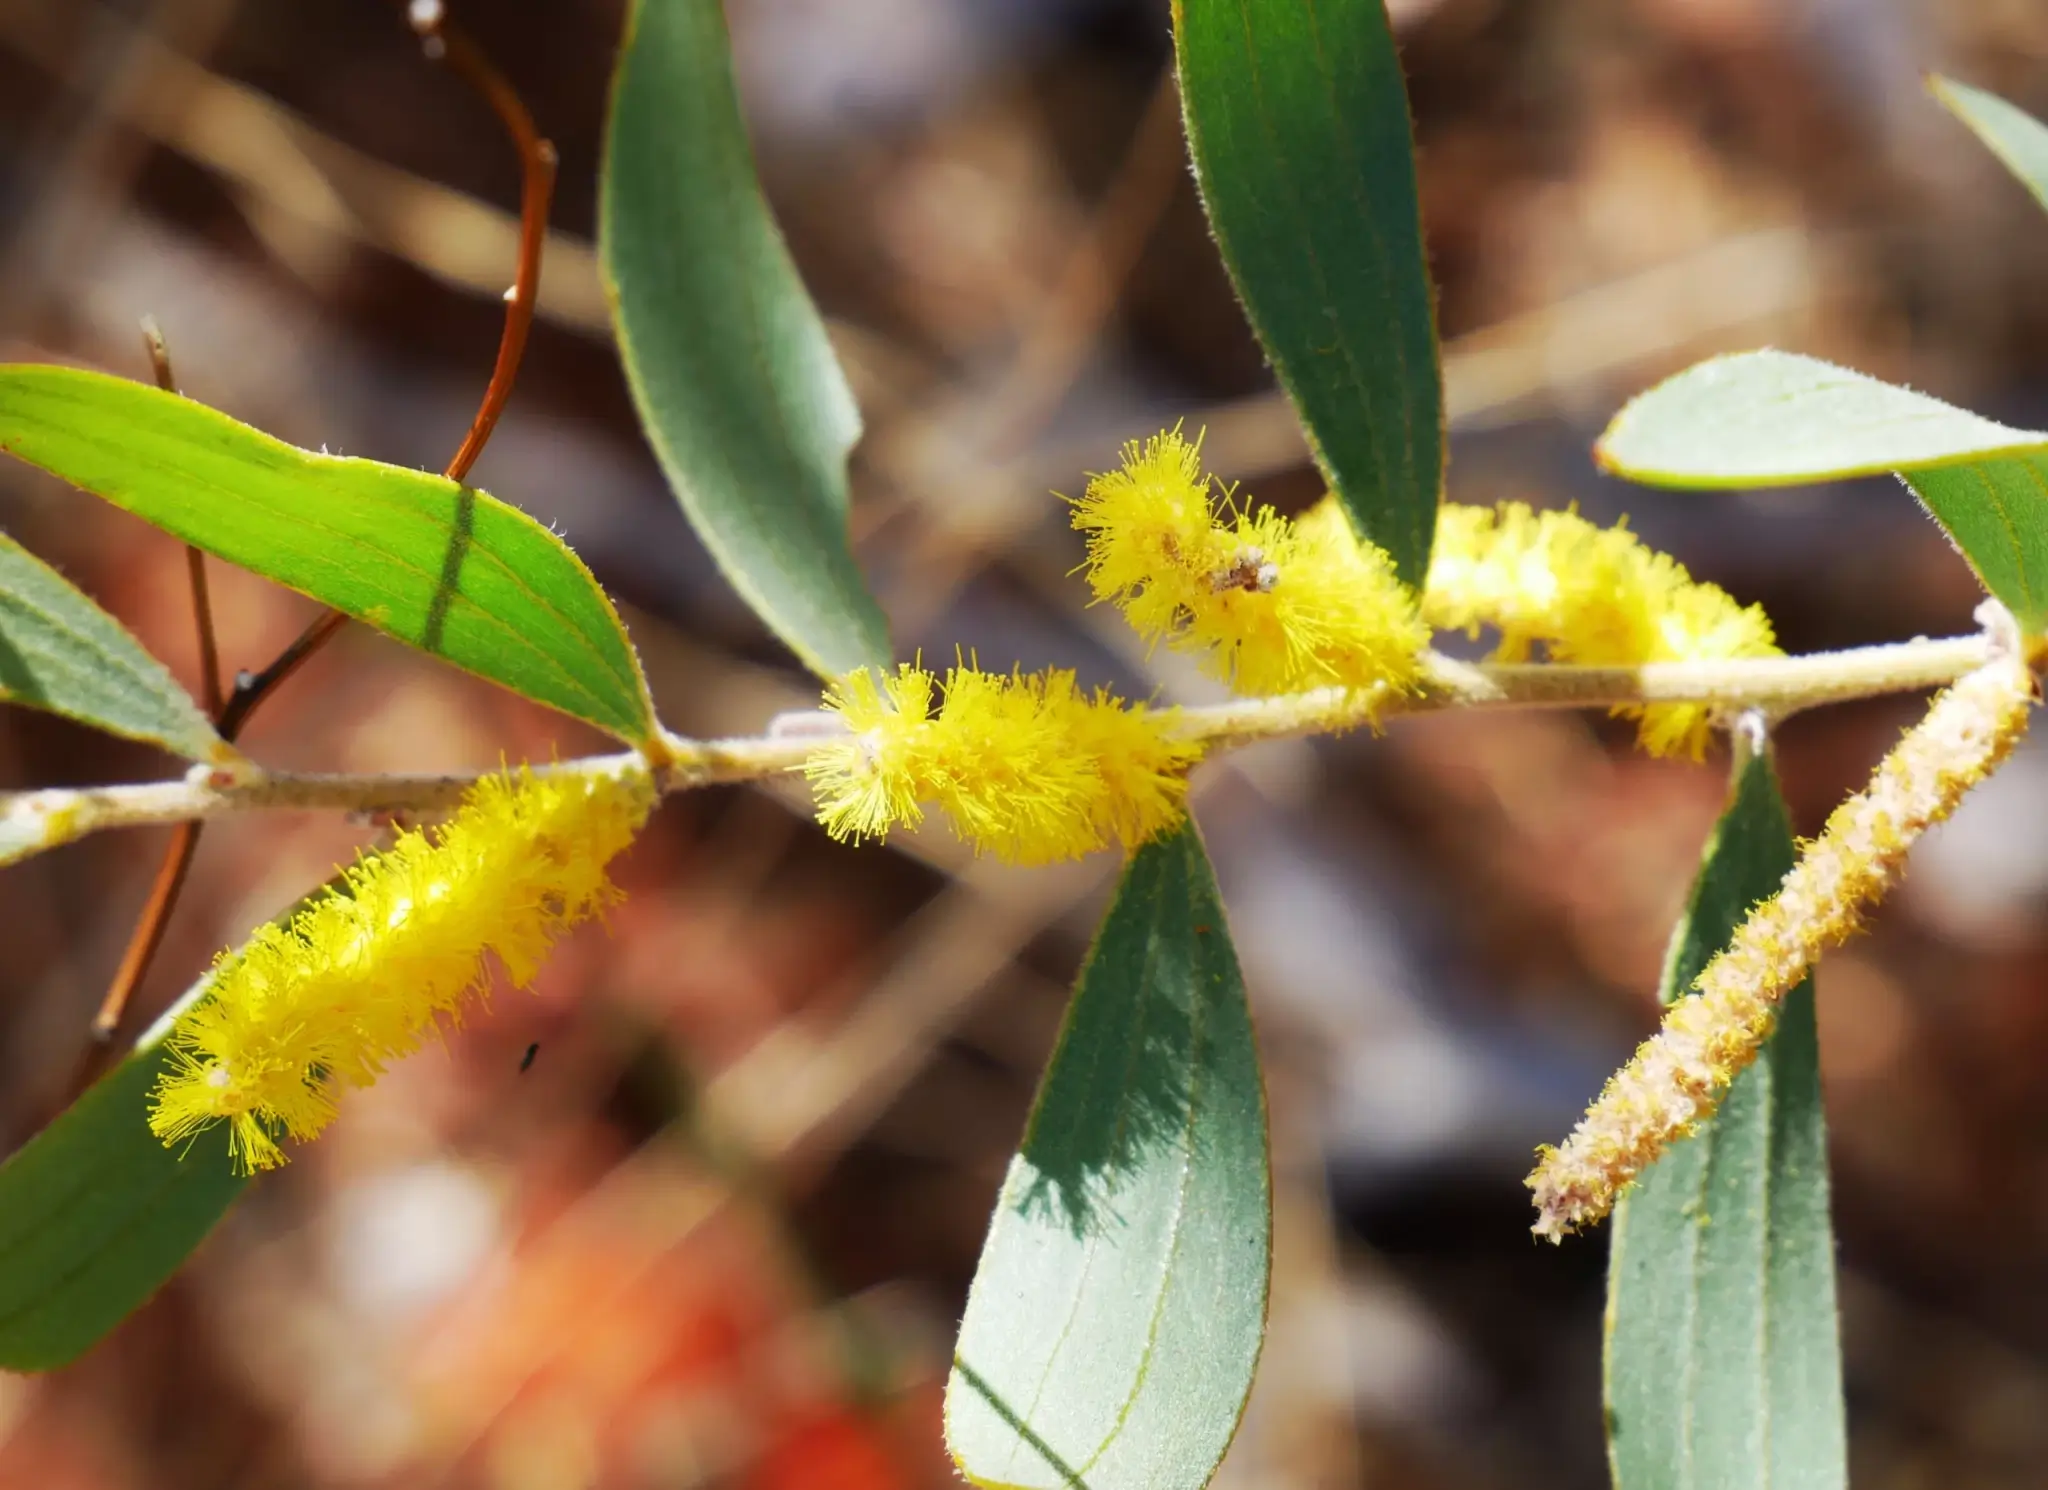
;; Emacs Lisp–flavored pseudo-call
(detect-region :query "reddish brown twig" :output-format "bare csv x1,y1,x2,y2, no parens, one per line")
82,4,557,1062
140,318,225,717
83,320,218,1056
410,1,558,485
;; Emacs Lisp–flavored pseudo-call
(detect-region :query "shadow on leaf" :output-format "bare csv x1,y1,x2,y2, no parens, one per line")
1010,826,1230,1240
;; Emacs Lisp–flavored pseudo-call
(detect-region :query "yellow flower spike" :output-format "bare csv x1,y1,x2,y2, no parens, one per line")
1074,433,1430,698
805,664,939,844
1194,498,1429,697
807,664,1204,864
149,765,655,1172
1064,687,1205,850
1424,501,1781,758
1528,623,2036,1239
1070,427,1225,635
923,667,1108,864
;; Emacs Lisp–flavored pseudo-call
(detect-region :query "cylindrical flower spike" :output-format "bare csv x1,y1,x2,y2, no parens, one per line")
805,663,1202,864
1069,434,1781,750
1070,430,1429,697
1528,609,2036,1238
149,764,655,1171
1425,501,1781,759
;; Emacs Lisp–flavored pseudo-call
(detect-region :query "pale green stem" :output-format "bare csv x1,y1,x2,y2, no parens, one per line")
1185,634,1995,748
0,631,1996,863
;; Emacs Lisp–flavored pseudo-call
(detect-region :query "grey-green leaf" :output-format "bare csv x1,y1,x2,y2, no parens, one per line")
946,823,1270,1490
1605,747,1846,1490
1931,76,2048,218
1173,0,1444,589
0,531,228,762
601,0,890,678
1596,349,2048,630
0,365,656,743
0,1021,246,1370
1596,349,2045,485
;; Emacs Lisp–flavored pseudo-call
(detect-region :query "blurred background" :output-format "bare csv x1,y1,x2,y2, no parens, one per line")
4,0,2048,1485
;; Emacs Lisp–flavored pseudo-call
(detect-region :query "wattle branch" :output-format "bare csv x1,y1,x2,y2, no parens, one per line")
0,631,1995,859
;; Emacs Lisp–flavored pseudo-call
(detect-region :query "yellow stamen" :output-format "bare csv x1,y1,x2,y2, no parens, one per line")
806,664,1202,864
149,766,653,1171
1424,501,1780,759
1070,431,1429,697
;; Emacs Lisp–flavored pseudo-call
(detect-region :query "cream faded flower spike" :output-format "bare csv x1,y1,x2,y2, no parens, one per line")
1528,600,2037,1237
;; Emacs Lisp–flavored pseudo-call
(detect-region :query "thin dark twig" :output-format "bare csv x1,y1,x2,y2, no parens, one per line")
410,2,559,485
139,317,224,717
82,319,223,1051
80,5,558,1064
217,5,557,737
213,609,349,743
87,822,201,1046
183,555,223,716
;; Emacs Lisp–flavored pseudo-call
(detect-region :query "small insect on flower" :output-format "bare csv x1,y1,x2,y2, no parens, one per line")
149,765,654,1172
806,663,1202,864
1071,431,1429,698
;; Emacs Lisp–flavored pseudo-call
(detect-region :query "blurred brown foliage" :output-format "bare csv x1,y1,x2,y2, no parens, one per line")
7,1,2048,1487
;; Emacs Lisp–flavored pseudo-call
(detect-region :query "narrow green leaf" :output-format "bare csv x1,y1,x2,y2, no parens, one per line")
601,0,890,678
0,365,656,743
0,1001,246,1370
1605,748,1845,1490
1596,349,2048,629
1931,76,2048,218
0,532,227,761
946,824,1270,1490
1174,0,1443,588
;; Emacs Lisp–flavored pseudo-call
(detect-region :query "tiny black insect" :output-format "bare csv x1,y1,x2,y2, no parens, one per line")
519,1042,539,1073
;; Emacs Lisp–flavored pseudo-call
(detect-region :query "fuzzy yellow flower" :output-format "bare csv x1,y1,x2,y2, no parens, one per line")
1071,431,1429,697
1070,429,1221,640
806,663,1201,864
1424,502,1779,758
809,664,938,843
150,765,654,1171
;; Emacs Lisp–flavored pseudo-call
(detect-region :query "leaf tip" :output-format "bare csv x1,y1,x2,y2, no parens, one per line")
1590,429,1626,475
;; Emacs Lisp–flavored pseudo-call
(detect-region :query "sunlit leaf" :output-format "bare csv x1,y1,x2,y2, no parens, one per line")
1605,746,1846,1490
602,0,890,677
946,823,1270,1490
1174,0,1443,587
1597,349,2044,484
1597,349,2048,629
0,531,227,761
0,365,656,742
